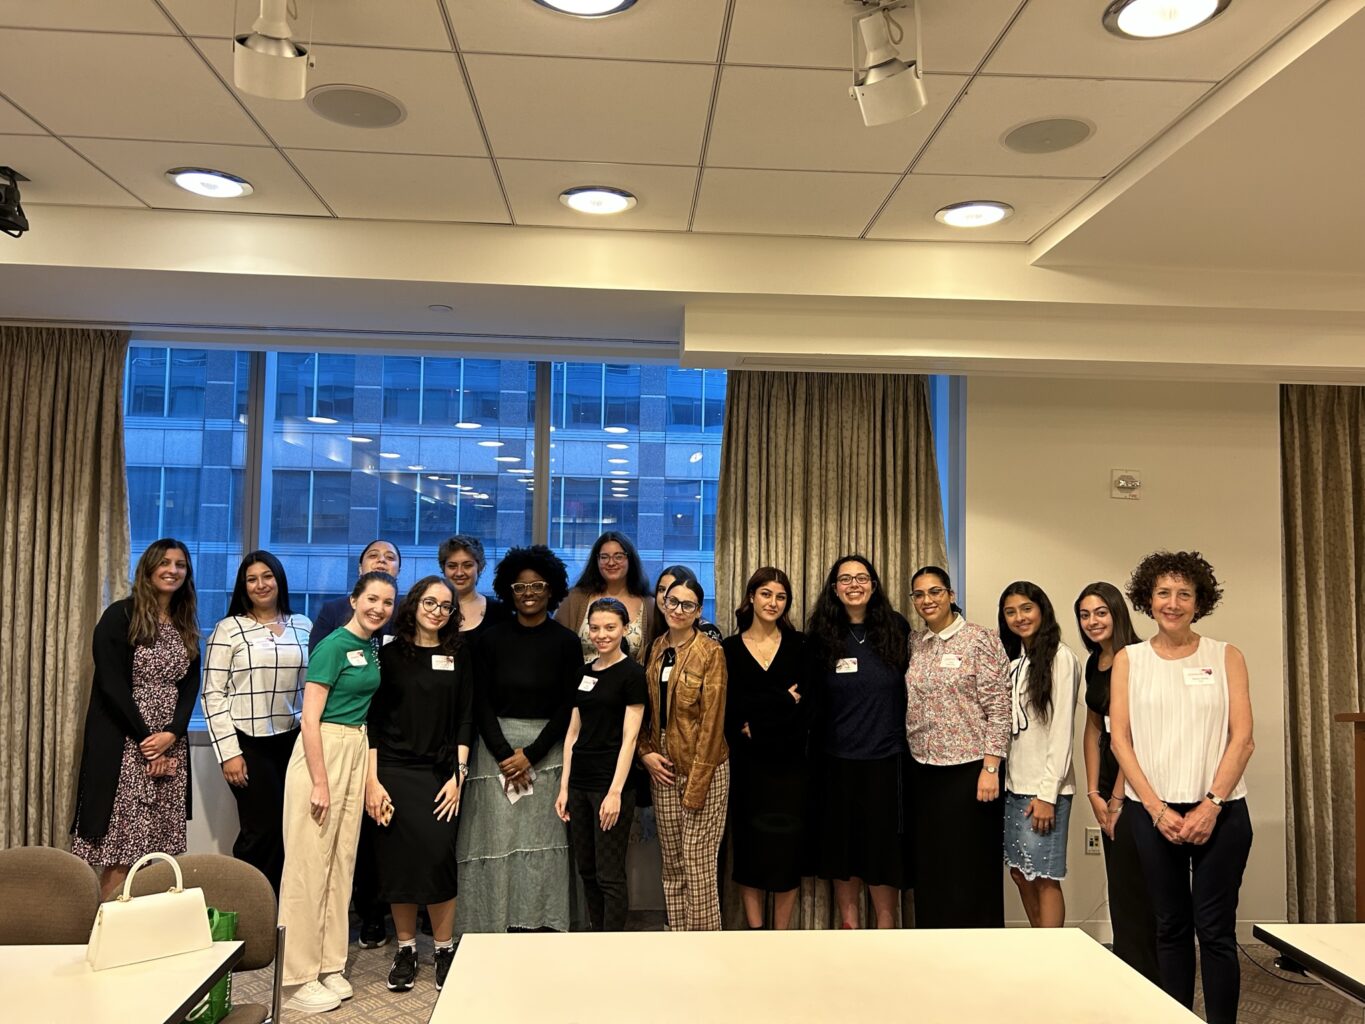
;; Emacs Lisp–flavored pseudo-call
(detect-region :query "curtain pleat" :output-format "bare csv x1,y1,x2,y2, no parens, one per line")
0,324,130,848
714,370,948,927
1281,383,1365,922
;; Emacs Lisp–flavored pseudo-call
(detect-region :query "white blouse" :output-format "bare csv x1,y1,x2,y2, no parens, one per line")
201,614,311,763
1004,643,1081,803
1124,636,1247,804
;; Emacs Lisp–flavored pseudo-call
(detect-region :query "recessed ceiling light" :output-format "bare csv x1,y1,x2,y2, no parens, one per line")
455,422,483,430
306,84,407,128
606,442,629,450
407,464,425,471
603,426,630,434
559,186,637,215
610,470,630,476
1002,117,1094,154
346,435,373,443
166,167,254,199
494,456,521,463
533,1,638,18
934,201,1014,228
507,468,533,474
688,451,703,463
379,452,401,459
306,415,338,425
478,440,505,448
608,458,629,465
1102,0,1231,39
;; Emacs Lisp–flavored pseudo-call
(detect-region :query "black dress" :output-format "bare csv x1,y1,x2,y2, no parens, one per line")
1086,650,1161,983
370,638,475,905
722,632,809,892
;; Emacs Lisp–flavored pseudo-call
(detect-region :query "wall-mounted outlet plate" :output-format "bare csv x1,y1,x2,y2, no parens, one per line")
1085,827,1102,854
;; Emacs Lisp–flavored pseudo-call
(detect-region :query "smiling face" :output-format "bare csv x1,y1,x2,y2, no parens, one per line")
597,541,628,585
350,581,396,635
243,561,278,616
833,560,873,614
751,581,789,626
911,573,954,631
1077,594,1113,647
654,573,677,613
511,568,550,621
663,582,701,633
148,547,189,600
1001,593,1040,643
416,581,454,636
442,548,479,597
1150,573,1197,635
588,608,627,657
361,541,400,577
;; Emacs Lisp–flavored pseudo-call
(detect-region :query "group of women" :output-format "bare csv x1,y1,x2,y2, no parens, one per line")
70,532,1254,1024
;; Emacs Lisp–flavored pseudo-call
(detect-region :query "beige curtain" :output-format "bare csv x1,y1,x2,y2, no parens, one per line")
1282,384,1365,922
714,370,948,928
0,325,130,848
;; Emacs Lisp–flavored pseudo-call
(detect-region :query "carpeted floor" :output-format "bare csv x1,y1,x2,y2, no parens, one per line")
233,927,1354,1023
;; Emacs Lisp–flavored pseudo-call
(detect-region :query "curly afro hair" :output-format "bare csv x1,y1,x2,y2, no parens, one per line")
492,545,570,612
1125,550,1223,622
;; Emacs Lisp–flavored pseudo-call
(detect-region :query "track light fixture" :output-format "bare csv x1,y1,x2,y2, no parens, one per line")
0,166,29,238
234,0,311,100
849,1,928,127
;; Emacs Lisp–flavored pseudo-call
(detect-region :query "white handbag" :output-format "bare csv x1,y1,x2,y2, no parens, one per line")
86,852,213,971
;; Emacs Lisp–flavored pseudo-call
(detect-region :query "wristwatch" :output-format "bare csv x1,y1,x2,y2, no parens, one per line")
982,764,998,775
1205,791,1224,806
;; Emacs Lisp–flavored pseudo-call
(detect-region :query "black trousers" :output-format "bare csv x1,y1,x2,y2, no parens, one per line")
1103,804,1161,985
567,787,636,932
1129,799,1252,1024
228,729,297,894
909,757,1004,928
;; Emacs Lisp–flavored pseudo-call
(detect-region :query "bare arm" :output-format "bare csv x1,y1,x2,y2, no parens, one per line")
300,682,331,822
1109,648,1185,840
1178,644,1255,844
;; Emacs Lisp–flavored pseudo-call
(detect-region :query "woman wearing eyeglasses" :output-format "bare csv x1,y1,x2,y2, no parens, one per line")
556,531,655,663
456,546,584,937
904,565,1011,928
652,565,724,643
639,575,730,930
367,577,472,993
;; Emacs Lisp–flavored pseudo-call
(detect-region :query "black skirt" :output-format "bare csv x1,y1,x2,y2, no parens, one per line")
372,761,460,905
809,752,913,890
909,756,1004,928
729,747,808,892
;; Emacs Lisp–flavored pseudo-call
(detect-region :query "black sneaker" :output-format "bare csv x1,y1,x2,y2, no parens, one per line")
434,945,455,990
359,917,388,949
387,945,418,992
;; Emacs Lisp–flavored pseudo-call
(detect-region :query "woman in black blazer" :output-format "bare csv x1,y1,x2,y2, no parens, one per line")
71,538,201,899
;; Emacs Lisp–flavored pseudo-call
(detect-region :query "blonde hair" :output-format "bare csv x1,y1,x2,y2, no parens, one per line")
129,539,199,657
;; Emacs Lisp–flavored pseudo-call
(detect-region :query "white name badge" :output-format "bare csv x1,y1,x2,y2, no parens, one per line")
939,654,962,669
835,658,858,674
661,665,673,685
578,676,598,692
1183,667,1215,686
346,649,369,667
432,655,455,672
1103,715,1112,734
250,638,276,651
381,634,395,646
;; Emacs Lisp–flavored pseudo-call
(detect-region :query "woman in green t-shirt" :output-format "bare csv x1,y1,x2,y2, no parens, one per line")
278,570,397,1016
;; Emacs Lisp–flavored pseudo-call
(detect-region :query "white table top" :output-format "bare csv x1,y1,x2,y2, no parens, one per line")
0,941,243,1024
1253,922,1365,1004
432,928,1197,1024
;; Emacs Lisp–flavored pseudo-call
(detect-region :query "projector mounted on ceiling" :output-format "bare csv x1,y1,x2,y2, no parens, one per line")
0,166,29,238
234,0,311,100
849,0,928,127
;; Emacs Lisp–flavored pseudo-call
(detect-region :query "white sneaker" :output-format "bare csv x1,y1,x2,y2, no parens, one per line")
321,973,354,1000
284,980,342,1014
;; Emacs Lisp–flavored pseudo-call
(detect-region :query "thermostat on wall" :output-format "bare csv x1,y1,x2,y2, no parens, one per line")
1111,469,1142,500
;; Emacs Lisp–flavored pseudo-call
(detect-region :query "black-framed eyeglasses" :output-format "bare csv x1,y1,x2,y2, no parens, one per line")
663,595,699,615
419,597,455,616
511,581,549,596
911,587,949,601
836,573,872,587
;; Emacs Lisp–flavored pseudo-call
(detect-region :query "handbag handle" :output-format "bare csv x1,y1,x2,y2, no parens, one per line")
117,852,185,902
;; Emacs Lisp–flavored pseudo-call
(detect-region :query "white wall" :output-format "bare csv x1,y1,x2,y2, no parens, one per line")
965,376,1287,937
188,743,235,856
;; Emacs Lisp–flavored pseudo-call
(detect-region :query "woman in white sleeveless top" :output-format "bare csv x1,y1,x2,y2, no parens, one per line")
1109,551,1254,1024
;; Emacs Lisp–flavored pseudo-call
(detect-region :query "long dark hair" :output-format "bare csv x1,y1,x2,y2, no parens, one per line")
392,576,462,656
129,538,198,656
1073,581,1142,657
571,531,652,597
807,554,908,673
998,581,1061,724
651,564,700,639
734,566,796,634
228,550,292,618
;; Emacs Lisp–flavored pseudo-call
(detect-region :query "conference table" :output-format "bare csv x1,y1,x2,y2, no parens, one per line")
1253,922,1365,1022
0,941,243,1024
433,928,1197,1024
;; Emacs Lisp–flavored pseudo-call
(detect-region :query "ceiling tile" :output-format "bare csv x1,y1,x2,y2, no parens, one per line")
0,0,174,33
707,67,967,173
68,139,329,215
0,134,142,207
450,0,728,62
726,0,1024,73
867,173,1096,242
201,44,486,157
163,0,451,50
287,149,508,223
914,75,1209,178
0,94,42,133
498,159,697,231
985,0,1320,81
465,55,714,165
0,30,264,144
691,167,898,237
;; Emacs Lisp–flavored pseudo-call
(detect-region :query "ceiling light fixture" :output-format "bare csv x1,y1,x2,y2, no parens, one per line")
603,426,630,434
234,0,310,100
478,440,505,448
849,1,927,127
606,442,629,450
166,167,254,199
494,456,521,463
379,452,401,459
559,186,638,215
306,415,338,425
532,1,638,17
608,458,629,465
1102,0,1231,39
934,200,1014,228
455,421,483,429
346,435,373,443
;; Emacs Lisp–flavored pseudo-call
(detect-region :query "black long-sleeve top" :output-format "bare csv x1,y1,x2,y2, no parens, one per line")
372,639,475,772
474,617,583,765
722,631,810,755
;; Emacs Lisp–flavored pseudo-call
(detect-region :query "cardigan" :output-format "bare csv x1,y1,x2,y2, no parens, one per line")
71,598,200,842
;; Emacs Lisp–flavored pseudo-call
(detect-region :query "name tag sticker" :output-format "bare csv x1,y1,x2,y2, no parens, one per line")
661,666,673,685
835,658,858,674
346,649,368,667
578,676,598,692
432,655,455,672
1103,714,1112,734
381,634,395,646
250,638,276,651
939,654,962,669
1183,667,1215,686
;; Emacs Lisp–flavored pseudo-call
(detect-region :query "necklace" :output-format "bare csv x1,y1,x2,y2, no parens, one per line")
744,630,780,669
850,624,868,645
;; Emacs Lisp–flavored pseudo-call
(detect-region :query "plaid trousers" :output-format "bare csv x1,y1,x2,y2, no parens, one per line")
652,757,730,931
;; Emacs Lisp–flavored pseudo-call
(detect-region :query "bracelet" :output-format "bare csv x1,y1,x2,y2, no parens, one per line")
1087,790,1102,797
457,763,469,777
1153,802,1169,826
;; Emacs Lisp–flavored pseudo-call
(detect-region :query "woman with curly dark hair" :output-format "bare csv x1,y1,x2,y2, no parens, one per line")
904,565,1010,928
804,554,913,928
1110,551,1254,1024
556,531,655,661
368,576,472,993
456,545,584,937
998,582,1081,928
